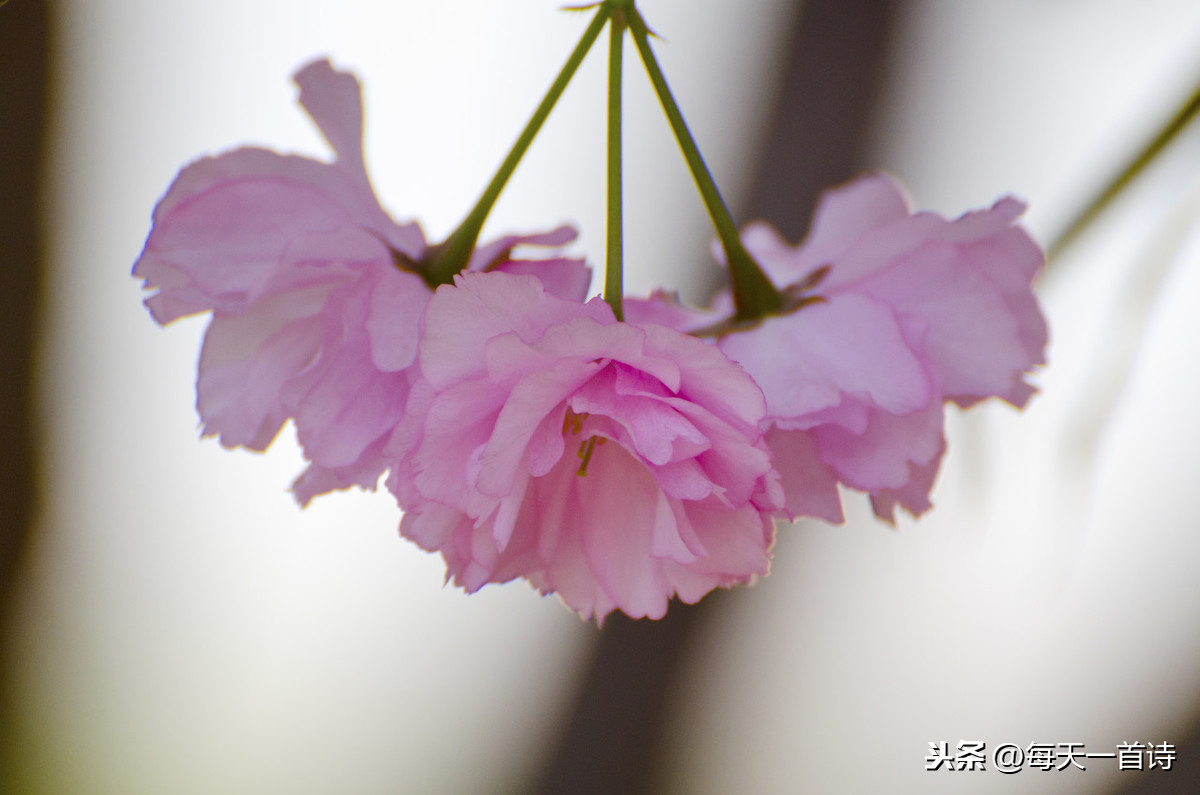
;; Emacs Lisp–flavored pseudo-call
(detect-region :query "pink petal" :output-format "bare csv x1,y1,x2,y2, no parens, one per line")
857,239,1038,404
476,356,600,496
494,257,592,302
195,291,325,449
764,426,844,523
294,58,425,255
718,294,933,420
813,402,944,493
411,381,507,508
467,224,578,271
290,434,391,506
294,58,368,178
138,160,361,322
760,173,912,287
622,290,716,334
870,433,945,523
365,268,430,372
576,446,673,619
418,272,610,389
642,323,767,433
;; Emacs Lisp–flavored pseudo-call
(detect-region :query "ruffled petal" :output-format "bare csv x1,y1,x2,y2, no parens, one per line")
195,290,326,449
764,426,843,523
718,295,933,420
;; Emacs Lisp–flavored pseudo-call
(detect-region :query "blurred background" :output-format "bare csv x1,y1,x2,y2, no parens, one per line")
3,0,1200,792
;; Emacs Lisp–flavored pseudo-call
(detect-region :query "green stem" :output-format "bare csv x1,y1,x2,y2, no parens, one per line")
423,5,612,287
625,6,783,321
1047,74,1200,261
604,12,626,321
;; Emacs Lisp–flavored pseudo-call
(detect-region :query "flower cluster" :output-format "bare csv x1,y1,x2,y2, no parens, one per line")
135,48,1046,622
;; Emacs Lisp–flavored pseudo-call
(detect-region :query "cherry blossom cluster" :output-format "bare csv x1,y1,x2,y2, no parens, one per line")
135,12,1045,622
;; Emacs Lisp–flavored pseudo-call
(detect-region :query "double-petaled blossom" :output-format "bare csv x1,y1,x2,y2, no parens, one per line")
133,37,1051,623
132,59,586,504
630,173,1047,522
386,271,783,622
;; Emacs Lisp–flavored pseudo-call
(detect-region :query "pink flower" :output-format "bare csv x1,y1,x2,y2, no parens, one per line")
133,59,586,504
629,173,1047,522
387,271,783,622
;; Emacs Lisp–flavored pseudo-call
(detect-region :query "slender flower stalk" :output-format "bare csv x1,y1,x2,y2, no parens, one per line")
604,10,626,320
422,4,612,286
625,5,783,322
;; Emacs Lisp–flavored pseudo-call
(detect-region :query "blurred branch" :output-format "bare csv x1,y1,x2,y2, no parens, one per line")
0,0,48,635
0,0,51,784
1048,70,1200,260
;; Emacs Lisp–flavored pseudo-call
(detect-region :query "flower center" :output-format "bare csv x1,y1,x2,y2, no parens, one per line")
562,408,588,436
563,407,607,477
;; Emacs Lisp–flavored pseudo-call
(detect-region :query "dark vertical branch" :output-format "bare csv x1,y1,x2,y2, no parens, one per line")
523,2,900,792
525,603,710,795
742,0,898,243
0,5,50,628
0,0,51,782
